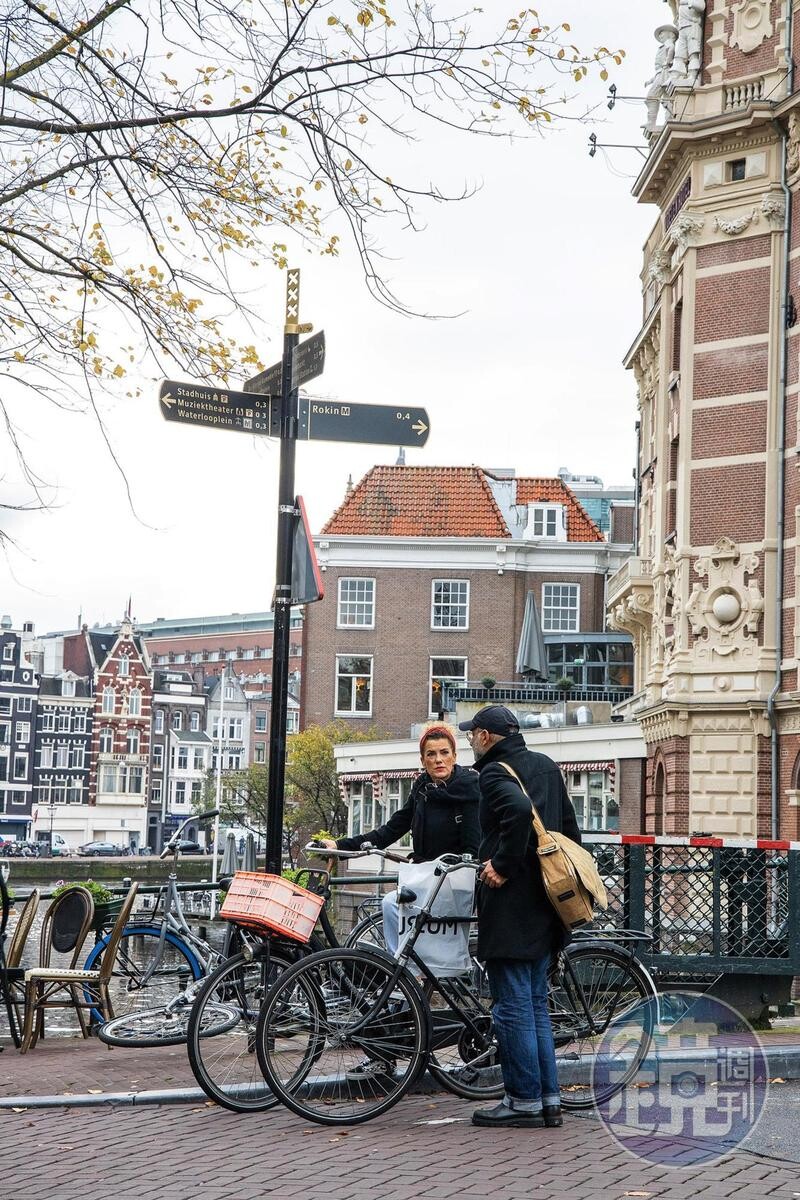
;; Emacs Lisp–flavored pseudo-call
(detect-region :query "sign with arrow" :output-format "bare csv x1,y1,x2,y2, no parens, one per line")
158,380,275,436
298,398,430,447
291,330,325,390
245,330,325,396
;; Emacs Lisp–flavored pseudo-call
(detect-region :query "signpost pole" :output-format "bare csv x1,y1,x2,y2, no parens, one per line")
265,269,302,874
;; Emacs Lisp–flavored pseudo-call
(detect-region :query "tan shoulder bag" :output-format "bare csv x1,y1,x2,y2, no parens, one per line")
497,762,608,932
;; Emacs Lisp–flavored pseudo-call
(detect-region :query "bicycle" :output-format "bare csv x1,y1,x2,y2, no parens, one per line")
185,858,388,1111
254,850,657,1125
92,809,240,1045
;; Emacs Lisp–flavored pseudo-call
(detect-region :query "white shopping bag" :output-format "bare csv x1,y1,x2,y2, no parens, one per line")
396,861,475,977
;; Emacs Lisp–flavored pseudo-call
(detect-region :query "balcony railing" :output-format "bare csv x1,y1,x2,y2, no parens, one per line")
443,682,633,706
606,556,653,607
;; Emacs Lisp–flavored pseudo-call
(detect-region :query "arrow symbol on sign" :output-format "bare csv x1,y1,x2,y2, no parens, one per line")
412,419,428,437
162,392,176,410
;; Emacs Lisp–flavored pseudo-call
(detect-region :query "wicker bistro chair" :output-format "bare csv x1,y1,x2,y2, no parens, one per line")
3,888,40,1037
20,883,139,1053
0,871,24,1048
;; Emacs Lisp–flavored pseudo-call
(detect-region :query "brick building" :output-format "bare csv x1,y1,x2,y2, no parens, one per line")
0,617,38,841
149,670,210,851
32,673,93,850
607,0,800,838
302,465,634,739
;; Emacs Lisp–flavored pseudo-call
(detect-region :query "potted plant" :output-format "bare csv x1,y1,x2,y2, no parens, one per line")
481,675,496,691
51,879,120,930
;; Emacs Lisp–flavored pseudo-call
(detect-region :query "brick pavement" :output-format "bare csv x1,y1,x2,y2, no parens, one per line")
3,1091,800,1200
0,1035,197,1099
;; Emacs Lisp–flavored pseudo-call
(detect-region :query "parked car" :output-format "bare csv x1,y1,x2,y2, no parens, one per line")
173,839,203,854
78,840,126,857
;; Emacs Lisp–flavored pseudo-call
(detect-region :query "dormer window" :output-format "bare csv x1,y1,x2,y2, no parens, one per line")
526,504,566,541
61,678,75,698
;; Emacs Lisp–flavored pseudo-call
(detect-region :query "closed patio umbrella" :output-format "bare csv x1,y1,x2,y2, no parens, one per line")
242,833,257,872
516,590,548,681
220,829,239,876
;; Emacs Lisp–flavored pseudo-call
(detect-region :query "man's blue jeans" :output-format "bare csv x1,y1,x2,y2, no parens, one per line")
486,957,560,1106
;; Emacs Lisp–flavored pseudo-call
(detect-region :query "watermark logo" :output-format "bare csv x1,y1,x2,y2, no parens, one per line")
594,991,768,1166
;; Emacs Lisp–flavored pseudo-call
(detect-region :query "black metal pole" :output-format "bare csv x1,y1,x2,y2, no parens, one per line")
266,269,301,874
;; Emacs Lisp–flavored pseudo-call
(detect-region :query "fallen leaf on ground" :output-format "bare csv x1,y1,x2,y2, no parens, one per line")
87,1088,103,1095
622,1193,652,1197
11,1107,27,1113
771,1077,786,1084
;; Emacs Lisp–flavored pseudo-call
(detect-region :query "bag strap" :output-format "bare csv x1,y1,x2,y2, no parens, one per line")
496,762,559,855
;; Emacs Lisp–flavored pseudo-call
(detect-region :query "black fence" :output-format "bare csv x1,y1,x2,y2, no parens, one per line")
585,838,800,976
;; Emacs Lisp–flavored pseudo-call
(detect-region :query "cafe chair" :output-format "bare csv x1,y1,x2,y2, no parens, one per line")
20,883,138,1053
3,888,40,1038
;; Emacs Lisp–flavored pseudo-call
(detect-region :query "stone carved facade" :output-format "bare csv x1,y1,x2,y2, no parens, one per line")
614,0,800,839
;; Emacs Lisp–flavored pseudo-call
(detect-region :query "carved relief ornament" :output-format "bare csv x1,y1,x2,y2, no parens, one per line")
669,212,705,254
683,537,764,658
713,210,758,235
730,0,773,54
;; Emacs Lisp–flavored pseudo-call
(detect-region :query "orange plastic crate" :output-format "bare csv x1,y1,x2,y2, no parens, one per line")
219,872,325,943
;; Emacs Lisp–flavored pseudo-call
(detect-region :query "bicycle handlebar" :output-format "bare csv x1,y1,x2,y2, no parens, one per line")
305,842,479,873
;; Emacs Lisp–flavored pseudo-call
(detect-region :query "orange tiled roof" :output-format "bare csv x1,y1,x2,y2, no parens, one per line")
321,466,510,538
515,477,604,542
322,466,605,543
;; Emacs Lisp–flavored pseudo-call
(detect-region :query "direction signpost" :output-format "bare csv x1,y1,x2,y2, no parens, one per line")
158,270,432,873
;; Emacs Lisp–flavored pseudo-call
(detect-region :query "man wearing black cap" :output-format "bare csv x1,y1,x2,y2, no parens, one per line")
457,704,581,1129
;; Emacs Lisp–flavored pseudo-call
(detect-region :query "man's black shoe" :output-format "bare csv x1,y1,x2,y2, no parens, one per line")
543,1104,563,1127
471,1102,545,1128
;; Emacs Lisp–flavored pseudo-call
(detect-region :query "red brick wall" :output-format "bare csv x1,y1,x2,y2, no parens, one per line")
690,463,766,544
302,563,610,737
708,0,783,80
694,343,769,399
694,267,771,344
691,399,768,459
88,637,152,805
618,757,646,834
696,235,772,268
645,739,690,836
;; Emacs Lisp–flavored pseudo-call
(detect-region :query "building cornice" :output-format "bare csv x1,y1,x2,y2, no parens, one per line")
314,535,627,575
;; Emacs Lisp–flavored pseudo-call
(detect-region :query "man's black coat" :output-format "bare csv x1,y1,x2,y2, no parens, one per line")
475,732,581,961
337,763,481,862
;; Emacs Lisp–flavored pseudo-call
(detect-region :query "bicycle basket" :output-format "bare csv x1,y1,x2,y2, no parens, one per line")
219,872,325,943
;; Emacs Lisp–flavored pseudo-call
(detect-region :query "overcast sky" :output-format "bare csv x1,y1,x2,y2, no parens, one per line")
3,2,662,634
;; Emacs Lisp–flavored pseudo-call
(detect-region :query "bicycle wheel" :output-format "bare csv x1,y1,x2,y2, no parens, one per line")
550,944,655,1110
98,999,236,1047
187,949,294,1113
256,947,428,1125
83,925,203,1022
424,973,503,1100
344,910,386,951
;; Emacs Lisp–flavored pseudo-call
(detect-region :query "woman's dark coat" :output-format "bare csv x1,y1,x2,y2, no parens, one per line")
337,763,481,862
475,732,581,962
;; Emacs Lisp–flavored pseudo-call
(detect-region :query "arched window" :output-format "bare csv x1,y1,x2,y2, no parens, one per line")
172,711,182,731
654,762,665,837
102,686,115,715
128,687,142,717
99,726,113,754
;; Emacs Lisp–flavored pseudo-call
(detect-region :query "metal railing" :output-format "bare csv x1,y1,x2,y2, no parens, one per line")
585,838,800,976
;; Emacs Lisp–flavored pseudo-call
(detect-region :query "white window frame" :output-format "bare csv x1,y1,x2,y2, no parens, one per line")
15,722,30,745
102,686,115,715
541,583,580,633
153,744,164,771
12,753,27,781
70,744,84,770
18,696,32,712
530,504,565,540
154,709,165,734
151,780,162,807
177,746,189,770
73,709,87,734
2,643,13,662
56,744,69,768
41,710,55,732
172,711,182,731
128,687,142,716
254,742,266,763
337,577,376,629
99,726,114,754
428,656,468,718
335,655,373,717
40,743,54,769
190,711,201,732
431,579,470,631
61,679,76,697
127,729,140,755
58,711,70,733
118,655,129,677
193,748,205,771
